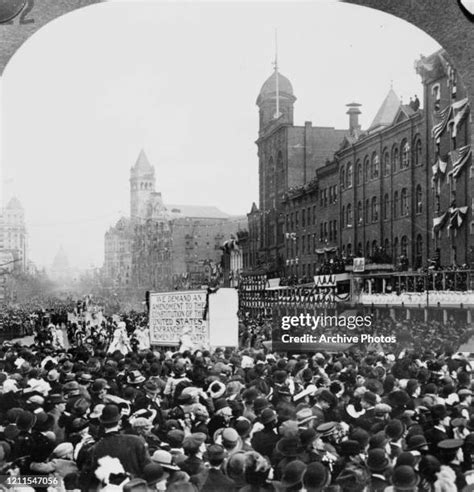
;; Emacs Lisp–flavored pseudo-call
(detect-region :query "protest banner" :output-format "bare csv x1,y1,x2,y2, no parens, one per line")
149,290,208,347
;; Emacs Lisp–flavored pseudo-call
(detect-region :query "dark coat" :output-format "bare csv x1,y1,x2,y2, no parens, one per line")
250,427,279,461
92,431,150,477
191,467,237,492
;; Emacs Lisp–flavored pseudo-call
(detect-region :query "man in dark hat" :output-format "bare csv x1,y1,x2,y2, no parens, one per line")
437,439,466,490
425,405,452,454
180,432,207,476
190,444,236,492
133,379,164,427
251,408,279,460
366,448,391,491
355,391,378,431
311,390,334,426
92,404,151,478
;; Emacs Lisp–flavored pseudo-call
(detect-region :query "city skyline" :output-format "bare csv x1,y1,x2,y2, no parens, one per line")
1,1,440,269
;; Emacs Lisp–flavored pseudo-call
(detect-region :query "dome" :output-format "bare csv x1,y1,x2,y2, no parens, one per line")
5,197,23,210
258,72,294,100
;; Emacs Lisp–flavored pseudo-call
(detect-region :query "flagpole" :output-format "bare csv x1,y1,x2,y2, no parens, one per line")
274,29,280,119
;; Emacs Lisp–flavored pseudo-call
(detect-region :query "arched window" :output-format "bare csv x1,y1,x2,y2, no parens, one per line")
414,139,422,166
415,234,423,268
346,162,353,188
357,242,363,256
401,188,408,216
401,139,410,169
365,199,370,223
268,157,274,197
356,161,362,186
393,237,399,260
393,191,399,218
372,240,378,255
366,241,370,256
401,235,408,256
342,205,345,228
383,194,389,220
347,204,352,226
392,145,399,173
340,166,345,190
416,185,422,214
384,238,390,256
357,201,362,223
363,157,369,183
347,243,352,257
371,197,378,222
276,151,285,197
371,153,379,179
383,149,390,176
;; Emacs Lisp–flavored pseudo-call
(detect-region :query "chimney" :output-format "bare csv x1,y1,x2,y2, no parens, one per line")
346,102,362,136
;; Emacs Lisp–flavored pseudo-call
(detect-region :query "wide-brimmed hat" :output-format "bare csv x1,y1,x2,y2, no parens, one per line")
391,465,420,490
208,381,226,399
406,434,428,451
99,404,121,425
280,460,306,488
221,428,242,452
296,408,317,427
144,380,160,394
127,370,145,385
276,436,304,457
151,450,180,471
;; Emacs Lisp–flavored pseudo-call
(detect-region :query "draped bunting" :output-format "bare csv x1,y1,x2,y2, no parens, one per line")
448,98,470,138
432,212,449,238
448,206,469,234
449,145,472,178
432,105,452,142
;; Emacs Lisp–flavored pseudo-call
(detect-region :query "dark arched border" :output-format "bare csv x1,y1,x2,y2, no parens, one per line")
343,0,473,132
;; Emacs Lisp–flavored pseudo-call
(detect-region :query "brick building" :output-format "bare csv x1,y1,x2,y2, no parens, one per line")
247,69,349,275
244,49,472,278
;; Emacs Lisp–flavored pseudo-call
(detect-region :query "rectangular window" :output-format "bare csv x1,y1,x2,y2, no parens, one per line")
334,220,337,241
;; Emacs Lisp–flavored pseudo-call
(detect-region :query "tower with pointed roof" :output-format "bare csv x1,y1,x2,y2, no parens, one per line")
130,149,156,219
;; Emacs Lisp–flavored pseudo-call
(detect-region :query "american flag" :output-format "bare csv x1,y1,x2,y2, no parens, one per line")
449,144,471,178
432,105,452,141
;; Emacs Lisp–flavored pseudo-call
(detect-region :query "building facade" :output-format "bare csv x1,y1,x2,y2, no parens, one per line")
0,197,28,272
247,70,349,276
244,49,472,279
104,150,248,292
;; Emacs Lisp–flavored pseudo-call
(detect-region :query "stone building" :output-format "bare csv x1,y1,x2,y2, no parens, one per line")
104,150,248,292
0,197,27,272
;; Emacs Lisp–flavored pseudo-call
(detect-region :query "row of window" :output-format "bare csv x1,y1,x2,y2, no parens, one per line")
340,138,423,189
320,186,338,207
287,223,338,256
341,186,423,227
341,235,423,258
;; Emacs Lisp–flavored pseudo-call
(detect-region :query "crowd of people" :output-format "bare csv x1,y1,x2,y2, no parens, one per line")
0,299,474,491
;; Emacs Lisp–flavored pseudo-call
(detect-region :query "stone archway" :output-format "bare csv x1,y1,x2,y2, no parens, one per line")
344,0,474,126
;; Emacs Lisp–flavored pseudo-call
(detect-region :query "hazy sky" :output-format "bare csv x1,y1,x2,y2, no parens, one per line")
1,0,440,270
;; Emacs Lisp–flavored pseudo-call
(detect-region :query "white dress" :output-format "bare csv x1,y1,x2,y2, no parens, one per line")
134,327,151,350
108,327,131,355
